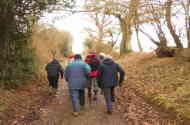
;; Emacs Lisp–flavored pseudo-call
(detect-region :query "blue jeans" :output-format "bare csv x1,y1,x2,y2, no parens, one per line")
69,89,85,112
102,88,113,111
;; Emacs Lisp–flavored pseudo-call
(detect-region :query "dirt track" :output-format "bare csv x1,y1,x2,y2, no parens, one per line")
24,79,177,125
29,80,126,125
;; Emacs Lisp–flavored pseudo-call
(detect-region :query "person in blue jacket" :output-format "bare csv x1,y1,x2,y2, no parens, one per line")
97,57,125,115
64,54,91,116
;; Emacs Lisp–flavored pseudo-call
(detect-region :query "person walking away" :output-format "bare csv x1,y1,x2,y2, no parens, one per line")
85,52,100,102
45,58,64,95
97,57,125,114
65,54,91,117
68,55,75,63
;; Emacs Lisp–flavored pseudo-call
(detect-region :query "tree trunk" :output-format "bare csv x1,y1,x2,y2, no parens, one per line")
155,21,167,48
158,32,167,48
150,2,168,49
166,0,183,48
135,24,143,52
119,18,127,55
119,17,132,55
139,28,160,47
134,0,143,52
188,18,190,48
118,0,140,55
186,2,190,48
0,6,16,81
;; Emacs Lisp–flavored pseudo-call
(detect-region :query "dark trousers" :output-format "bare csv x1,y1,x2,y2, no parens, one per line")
47,76,58,89
79,90,85,106
102,88,113,111
87,78,98,101
111,86,115,102
69,89,85,112
102,86,116,111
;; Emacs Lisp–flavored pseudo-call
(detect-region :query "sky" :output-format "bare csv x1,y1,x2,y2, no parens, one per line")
39,2,153,54
40,11,89,53
40,11,157,53
53,13,88,53
39,1,187,54
39,0,91,54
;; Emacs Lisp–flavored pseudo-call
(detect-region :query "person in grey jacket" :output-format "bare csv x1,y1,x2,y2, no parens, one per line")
65,54,91,116
45,58,64,89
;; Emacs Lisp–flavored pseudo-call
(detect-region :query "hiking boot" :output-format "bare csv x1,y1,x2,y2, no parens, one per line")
107,110,112,115
72,112,79,117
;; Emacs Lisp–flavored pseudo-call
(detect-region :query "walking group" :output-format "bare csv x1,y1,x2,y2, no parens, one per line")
45,52,125,117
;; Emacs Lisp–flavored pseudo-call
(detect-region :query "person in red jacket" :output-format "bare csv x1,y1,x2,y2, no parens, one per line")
85,52,100,103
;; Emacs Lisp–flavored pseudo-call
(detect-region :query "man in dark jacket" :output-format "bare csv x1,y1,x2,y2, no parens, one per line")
97,58,125,114
45,58,64,89
65,54,91,116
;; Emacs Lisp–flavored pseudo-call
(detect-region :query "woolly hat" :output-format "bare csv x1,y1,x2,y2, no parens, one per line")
74,54,82,60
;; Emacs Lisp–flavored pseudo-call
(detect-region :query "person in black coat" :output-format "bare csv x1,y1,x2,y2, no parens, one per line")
45,58,64,89
97,58,125,114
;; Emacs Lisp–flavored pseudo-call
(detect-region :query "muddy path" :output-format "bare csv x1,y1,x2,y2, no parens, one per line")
28,80,126,125
24,79,177,125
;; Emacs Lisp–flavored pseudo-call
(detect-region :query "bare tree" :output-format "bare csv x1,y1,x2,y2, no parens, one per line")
165,0,183,48
181,0,190,48
84,0,133,54
84,11,120,52
134,1,143,52
149,1,168,48
84,0,186,55
139,26,160,47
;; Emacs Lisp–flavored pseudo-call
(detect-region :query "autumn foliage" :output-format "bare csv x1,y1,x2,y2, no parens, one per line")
32,25,73,76
119,53,190,123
